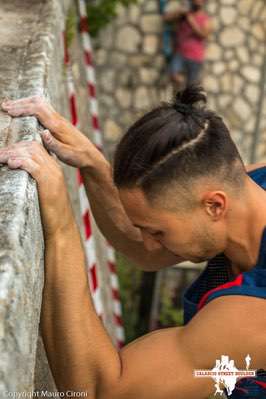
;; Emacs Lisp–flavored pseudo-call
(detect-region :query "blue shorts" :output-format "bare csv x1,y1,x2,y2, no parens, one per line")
169,53,203,84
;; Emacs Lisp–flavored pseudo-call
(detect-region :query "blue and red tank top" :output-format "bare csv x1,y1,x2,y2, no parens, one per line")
183,166,266,398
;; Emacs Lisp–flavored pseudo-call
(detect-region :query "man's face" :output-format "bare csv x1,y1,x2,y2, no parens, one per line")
191,0,205,9
119,187,227,263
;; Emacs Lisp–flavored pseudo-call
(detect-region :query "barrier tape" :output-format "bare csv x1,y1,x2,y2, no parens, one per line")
63,31,103,317
64,1,125,348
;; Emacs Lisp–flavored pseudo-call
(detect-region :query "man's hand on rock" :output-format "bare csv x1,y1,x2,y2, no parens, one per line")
0,140,75,238
1,96,94,169
2,96,57,129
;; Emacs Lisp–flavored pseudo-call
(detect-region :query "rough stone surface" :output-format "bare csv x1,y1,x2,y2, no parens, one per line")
116,26,142,53
0,0,123,393
0,0,67,393
1,0,126,392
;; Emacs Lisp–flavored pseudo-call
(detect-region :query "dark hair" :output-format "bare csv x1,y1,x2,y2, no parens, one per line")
113,86,245,204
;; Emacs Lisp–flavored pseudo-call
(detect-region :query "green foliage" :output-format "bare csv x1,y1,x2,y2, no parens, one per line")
159,294,184,327
117,254,184,342
65,6,77,47
87,0,138,37
116,253,143,343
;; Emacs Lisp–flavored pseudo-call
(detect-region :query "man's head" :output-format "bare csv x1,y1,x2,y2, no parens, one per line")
113,86,246,262
190,0,205,11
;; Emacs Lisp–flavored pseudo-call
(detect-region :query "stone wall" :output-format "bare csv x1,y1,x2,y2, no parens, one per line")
0,0,65,393
204,0,266,162
93,0,266,164
0,0,119,394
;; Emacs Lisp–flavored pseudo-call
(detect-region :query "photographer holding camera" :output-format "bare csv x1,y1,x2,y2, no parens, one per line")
163,0,212,88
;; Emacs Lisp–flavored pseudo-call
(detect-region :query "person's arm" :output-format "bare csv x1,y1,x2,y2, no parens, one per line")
1,97,183,270
186,14,212,39
80,153,184,270
163,7,187,22
26,224,266,399
0,142,265,398
40,226,266,399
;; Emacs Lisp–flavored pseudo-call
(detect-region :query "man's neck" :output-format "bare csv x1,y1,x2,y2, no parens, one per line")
224,178,266,274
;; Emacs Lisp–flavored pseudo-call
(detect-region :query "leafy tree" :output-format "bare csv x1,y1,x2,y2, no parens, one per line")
87,0,138,37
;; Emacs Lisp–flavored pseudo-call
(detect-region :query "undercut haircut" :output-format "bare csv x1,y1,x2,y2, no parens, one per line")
113,86,245,207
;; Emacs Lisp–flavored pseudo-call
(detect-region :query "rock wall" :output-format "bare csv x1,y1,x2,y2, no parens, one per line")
0,0,65,393
0,0,119,394
93,0,266,164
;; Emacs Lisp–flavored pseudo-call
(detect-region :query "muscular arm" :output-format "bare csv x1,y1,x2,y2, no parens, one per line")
41,219,200,398
42,220,266,398
55,117,184,270
0,141,265,398
80,151,183,270
1,98,182,270
4,97,262,270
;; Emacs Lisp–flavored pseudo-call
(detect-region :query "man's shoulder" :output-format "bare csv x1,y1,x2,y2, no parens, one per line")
183,295,266,372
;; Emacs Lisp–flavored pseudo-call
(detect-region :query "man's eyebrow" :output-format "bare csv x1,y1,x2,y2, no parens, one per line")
133,223,145,229
133,223,158,231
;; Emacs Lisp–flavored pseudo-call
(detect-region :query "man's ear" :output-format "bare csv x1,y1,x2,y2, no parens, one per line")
201,191,227,221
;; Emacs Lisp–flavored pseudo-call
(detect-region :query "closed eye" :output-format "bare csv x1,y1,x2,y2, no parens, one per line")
150,231,163,238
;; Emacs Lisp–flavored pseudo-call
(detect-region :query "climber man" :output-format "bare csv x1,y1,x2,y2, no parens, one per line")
1,86,266,398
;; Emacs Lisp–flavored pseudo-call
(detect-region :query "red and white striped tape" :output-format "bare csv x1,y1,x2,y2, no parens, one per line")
63,31,103,318
106,245,125,348
77,0,125,348
63,3,125,348
78,0,102,150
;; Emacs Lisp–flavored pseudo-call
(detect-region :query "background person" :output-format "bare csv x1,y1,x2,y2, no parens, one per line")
163,0,212,88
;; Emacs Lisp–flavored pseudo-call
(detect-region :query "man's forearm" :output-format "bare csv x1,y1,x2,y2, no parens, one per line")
39,113,181,269
40,222,121,394
80,157,144,251
46,115,146,258
163,9,183,22
186,15,208,38
80,158,183,269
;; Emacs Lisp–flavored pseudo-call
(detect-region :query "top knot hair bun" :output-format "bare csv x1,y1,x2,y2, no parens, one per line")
173,85,207,116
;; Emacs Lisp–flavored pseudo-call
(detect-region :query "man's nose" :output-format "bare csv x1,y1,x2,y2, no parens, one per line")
141,231,162,251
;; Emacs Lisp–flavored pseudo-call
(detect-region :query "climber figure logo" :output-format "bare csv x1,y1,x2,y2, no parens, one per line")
194,354,256,396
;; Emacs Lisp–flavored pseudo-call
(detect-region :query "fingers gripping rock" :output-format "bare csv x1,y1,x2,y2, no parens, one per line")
41,130,56,149
7,156,41,179
40,130,64,158
1,96,45,117
7,158,23,169
40,130,74,165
